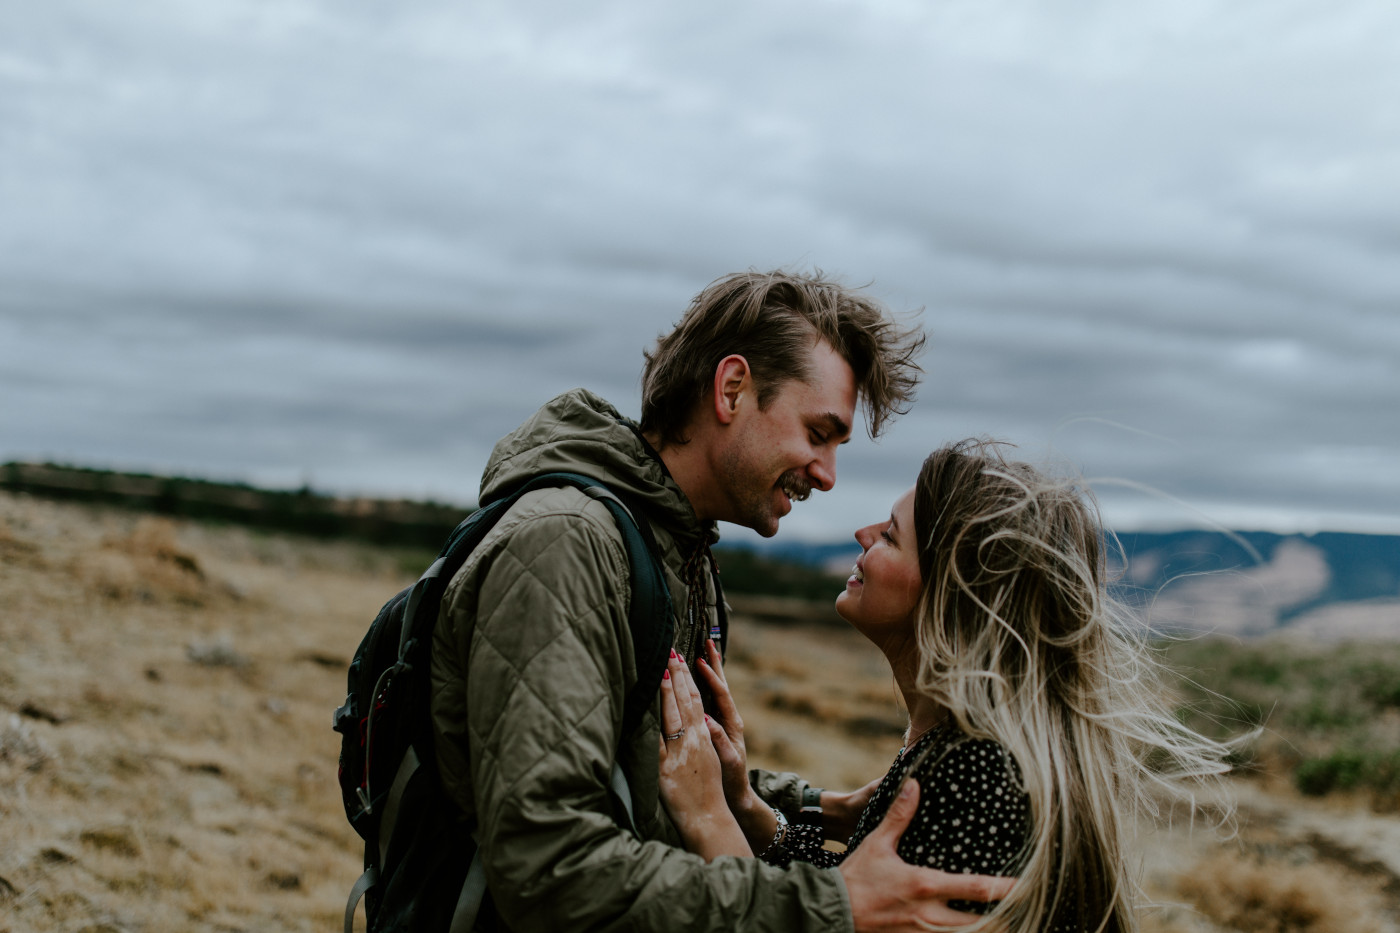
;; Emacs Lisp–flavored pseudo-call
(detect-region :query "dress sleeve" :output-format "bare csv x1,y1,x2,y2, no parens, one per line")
759,822,846,869
898,739,1031,883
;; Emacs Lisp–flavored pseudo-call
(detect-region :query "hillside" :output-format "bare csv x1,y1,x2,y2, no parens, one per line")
2,491,1399,932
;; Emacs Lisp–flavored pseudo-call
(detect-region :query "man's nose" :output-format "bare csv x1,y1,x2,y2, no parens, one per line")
808,449,836,492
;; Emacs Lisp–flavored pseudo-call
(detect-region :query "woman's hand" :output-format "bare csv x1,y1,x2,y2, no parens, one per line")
657,650,751,860
695,639,786,854
695,638,751,809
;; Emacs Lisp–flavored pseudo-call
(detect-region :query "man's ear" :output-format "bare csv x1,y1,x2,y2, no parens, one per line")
712,355,751,426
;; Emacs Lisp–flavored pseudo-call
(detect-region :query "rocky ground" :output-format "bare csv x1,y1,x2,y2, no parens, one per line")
1,492,1396,932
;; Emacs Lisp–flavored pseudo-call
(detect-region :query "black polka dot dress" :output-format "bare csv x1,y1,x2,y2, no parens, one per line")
770,724,1085,931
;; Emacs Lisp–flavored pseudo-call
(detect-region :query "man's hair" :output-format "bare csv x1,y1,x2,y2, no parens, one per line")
639,270,925,447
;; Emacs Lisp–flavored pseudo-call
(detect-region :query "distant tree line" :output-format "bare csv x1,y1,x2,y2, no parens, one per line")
1,462,468,548
1,463,841,597
711,546,848,599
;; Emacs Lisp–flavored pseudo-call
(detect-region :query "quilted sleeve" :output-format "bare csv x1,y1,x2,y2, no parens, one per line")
749,767,811,818
455,501,854,933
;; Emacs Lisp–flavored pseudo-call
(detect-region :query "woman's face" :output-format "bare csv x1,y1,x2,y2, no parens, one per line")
835,486,923,643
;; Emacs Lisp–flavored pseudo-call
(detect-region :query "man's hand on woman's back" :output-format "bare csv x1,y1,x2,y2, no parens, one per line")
838,779,1015,933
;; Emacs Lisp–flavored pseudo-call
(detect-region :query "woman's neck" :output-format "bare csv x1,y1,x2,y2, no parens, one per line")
887,641,944,748
902,694,944,748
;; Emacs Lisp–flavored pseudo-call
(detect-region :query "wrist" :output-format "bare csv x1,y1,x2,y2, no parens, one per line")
755,805,788,862
820,789,857,841
677,811,756,862
732,788,776,852
732,786,767,826
795,784,824,826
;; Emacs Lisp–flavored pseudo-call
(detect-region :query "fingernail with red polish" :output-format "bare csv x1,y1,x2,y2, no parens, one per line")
663,670,670,680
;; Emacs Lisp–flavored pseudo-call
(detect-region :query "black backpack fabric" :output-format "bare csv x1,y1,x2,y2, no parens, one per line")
333,472,675,933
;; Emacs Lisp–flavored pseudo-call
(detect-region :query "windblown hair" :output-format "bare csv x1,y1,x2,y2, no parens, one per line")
639,269,925,447
908,440,1233,933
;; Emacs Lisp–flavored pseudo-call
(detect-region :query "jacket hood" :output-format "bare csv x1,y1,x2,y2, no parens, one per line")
480,388,715,549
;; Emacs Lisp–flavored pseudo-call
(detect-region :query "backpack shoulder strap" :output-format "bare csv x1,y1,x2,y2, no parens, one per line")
479,472,673,822
480,472,672,740
571,482,673,741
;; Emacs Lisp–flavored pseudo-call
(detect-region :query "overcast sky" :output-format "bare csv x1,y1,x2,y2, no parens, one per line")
3,0,1398,544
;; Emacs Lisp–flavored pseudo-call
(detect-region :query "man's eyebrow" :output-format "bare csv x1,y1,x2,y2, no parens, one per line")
816,412,852,442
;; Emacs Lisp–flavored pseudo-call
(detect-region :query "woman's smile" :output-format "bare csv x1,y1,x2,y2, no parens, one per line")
835,486,921,634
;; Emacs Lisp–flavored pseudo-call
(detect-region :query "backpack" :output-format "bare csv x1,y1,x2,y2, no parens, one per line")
332,471,675,933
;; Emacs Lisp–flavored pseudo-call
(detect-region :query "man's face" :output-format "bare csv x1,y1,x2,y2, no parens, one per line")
716,341,857,537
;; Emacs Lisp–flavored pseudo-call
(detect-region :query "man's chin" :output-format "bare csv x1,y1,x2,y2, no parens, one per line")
742,509,781,538
731,494,787,537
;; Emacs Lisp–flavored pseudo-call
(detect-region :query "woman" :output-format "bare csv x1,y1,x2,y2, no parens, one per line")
658,439,1234,932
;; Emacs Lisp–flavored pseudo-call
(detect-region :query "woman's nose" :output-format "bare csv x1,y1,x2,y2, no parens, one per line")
854,524,875,549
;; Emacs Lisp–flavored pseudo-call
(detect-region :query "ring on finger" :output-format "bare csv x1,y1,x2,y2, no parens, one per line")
663,728,685,741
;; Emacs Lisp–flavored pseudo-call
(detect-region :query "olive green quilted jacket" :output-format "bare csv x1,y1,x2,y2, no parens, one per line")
429,389,852,932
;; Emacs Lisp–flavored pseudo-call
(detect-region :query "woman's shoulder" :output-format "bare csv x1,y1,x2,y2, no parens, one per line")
909,725,1018,771
905,727,1026,801
896,726,1032,877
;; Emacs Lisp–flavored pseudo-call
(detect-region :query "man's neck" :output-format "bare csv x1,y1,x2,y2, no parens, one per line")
641,429,716,524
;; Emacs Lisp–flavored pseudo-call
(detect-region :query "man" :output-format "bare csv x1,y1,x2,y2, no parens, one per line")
429,271,1011,931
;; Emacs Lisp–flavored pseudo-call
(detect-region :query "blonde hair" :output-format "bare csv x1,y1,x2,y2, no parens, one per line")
908,439,1233,933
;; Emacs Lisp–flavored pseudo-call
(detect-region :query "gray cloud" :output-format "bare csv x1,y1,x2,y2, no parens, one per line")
3,0,1397,539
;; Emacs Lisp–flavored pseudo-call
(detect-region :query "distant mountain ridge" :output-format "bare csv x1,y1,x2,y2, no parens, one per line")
1111,530,1400,619
725,530,1400,638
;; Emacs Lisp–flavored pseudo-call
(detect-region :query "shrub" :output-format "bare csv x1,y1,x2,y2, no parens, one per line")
1295,752,1365,796
1294,749,1400,798
1162,637,1400,808
711,547,848,599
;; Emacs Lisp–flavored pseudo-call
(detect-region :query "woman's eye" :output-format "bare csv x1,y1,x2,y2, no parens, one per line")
880,530,894,543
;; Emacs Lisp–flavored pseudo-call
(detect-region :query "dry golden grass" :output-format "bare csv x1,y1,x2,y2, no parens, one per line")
2,491,1397,932
0,494,392,932
1177,849,1383,933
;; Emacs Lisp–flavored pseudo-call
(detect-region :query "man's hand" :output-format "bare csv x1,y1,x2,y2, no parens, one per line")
838,779,1015,932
